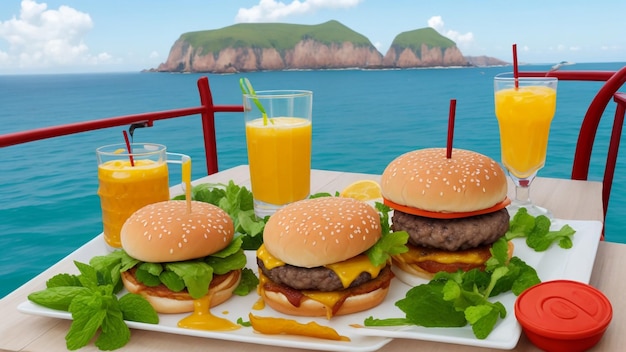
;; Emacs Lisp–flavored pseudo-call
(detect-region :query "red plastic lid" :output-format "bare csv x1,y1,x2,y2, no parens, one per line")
515,280,612,339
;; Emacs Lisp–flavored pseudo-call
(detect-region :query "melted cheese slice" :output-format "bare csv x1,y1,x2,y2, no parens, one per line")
257,244,285,269
257,244,384,288
324,254,383,287
257,244,386,318
396,246,486,265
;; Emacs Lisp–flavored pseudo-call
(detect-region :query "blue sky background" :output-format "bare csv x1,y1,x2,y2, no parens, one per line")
0,0,624,74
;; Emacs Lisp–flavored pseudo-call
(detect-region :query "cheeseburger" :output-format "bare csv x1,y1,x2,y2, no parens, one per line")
256,197,397,319
118,200,246,313
380,148,512,280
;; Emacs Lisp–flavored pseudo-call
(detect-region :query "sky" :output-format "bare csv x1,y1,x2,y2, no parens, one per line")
0,0,625,74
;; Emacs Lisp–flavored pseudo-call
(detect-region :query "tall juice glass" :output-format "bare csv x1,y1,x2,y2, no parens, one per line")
243,90,313,218
494,73,557,216
96,143,190,249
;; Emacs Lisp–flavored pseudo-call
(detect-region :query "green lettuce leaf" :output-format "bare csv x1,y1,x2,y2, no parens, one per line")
210,237,243,258
233,268,259,296
159,270,186,292
366,201,409,266
135,262,163,287
205,249,247,275
164,261,214,299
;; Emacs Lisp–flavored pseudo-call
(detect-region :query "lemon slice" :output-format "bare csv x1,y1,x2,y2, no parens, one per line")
340,180,382,201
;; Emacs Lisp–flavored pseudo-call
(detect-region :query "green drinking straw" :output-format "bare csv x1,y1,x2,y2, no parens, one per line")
239,78,270,125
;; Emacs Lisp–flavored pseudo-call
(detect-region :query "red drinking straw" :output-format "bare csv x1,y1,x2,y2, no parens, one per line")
446,98,456,159
122,130,135,166
512,43,519,89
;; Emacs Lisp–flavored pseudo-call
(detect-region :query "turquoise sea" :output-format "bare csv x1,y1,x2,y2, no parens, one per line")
1,62,625,298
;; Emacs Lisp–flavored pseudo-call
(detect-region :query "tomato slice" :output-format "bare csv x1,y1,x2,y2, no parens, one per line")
383,197,511,219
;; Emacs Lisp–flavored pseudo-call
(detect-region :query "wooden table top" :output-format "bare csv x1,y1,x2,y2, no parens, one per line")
1,165,623,352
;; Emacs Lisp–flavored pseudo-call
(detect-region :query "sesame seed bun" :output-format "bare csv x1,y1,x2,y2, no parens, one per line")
120,200,234,263
263,197,382,268
380,148,508,213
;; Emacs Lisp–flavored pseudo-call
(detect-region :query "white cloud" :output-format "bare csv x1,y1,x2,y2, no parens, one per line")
236,0,363,22
0,0,110,71
551,44,579,53
601,45,621,51
427,16,474,49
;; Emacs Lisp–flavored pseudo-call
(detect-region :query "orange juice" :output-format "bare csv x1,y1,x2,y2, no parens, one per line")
97,159,169,248
246,117,312,205
495,86,557,178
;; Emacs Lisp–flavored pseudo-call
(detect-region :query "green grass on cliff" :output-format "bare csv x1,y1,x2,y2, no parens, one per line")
390,27,456,56
180,20,373,53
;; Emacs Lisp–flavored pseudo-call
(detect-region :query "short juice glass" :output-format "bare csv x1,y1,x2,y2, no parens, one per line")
243,90,313,218
96,143,190,249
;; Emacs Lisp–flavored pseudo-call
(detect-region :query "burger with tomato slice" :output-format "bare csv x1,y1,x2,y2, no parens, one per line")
256,196,405,319
380,148,513,280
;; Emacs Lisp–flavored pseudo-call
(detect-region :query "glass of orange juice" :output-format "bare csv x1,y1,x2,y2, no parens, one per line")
96,143,190,249
243,90,313,218
494,73,558,216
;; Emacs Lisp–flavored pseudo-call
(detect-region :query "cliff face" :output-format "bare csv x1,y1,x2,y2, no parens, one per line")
382,45,467,68
157,39,383,73
153,22,506,73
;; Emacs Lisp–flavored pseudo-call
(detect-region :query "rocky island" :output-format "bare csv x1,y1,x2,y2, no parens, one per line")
154,20,506,73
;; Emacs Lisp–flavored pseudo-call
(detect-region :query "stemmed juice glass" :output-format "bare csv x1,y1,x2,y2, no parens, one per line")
494,73,558,216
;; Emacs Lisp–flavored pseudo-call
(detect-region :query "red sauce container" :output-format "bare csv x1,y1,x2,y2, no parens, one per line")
515,280,612,352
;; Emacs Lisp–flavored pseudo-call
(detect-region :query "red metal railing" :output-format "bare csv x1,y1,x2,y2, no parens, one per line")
2,69,626,227
521,68,626,230
0,76,244,175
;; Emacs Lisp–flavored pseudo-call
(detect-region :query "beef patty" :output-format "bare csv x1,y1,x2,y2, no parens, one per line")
257,257,389,292
391,208,510,251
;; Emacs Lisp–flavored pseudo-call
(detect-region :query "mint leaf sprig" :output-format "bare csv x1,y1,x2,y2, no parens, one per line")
364,237,540,339
505,207,576,251
28,260,158,351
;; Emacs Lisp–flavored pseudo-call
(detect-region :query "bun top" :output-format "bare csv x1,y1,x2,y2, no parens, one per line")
121,200,234,262
263,197,381,268
381,148,508,213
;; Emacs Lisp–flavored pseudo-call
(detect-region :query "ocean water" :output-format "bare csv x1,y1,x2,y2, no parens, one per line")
1,62,625,298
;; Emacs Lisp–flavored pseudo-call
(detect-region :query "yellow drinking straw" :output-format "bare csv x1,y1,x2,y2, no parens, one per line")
182,157,192,213
239,78,270,125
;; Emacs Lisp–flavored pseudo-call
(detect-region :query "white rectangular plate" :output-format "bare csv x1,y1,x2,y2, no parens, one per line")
18,219,602,351
352,219,603,349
